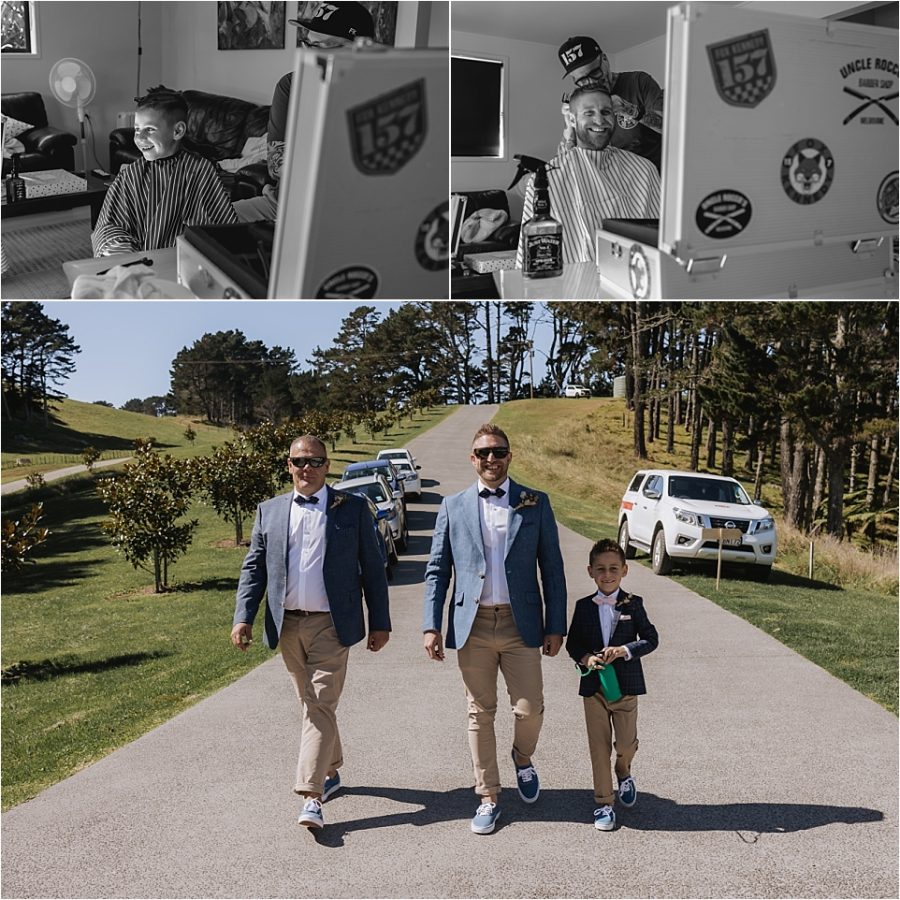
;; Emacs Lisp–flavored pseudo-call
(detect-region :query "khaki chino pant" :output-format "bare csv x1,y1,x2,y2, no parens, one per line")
280,611,348,796
583,691,639,806
457,605,544,797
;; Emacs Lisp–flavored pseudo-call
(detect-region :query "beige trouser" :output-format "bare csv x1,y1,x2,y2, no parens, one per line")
279,611,348,795
583,691,639,806
457,605,544,798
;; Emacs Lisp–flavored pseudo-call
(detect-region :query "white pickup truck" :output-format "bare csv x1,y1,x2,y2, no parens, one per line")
617,469,776,579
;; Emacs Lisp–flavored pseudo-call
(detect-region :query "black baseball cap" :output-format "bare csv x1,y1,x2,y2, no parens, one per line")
558,35,603,77
289,1,375,40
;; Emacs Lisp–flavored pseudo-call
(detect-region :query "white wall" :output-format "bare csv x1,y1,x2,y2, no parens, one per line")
1,1,163,170
1,1,443,168
451,31,561,221
161,1,444,106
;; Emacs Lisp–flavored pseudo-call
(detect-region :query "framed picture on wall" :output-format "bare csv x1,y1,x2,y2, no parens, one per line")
294,1,397,47
218,2,286,50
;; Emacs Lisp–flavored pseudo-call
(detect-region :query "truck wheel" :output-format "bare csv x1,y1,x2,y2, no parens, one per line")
651,528,673,575
617,520,637,559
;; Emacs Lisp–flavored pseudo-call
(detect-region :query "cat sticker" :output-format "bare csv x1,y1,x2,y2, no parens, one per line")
781,138,835,205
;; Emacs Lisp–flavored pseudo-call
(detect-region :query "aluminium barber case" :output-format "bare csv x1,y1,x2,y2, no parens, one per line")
269,47,448,299
595,2,898,299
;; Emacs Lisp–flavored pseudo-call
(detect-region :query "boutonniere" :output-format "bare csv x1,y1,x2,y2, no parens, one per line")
615,593,632,608
514,491,539,510
329,493,347,510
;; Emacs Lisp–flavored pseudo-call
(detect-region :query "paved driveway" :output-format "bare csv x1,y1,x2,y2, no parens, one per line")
1,457,131,495
2,406,897,898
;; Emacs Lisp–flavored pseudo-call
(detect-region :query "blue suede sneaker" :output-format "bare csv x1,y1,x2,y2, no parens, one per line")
594,805,616,831
470,801,501,834
298,798,324,829
322,772,342,802
511,750,540,803
618,775,636,807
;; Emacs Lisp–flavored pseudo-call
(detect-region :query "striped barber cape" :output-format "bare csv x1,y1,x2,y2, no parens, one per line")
516,146,661,268
92,149,237,257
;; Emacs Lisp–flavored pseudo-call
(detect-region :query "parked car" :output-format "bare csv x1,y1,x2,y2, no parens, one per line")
564,384,591,398
377,448,419,471
340,490,398,580
617,469,776,579
336,473,409,551
342,459,406,505
390,458,422,500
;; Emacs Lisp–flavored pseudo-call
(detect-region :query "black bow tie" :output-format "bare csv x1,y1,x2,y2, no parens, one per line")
479,487,506,498
295,494,319,505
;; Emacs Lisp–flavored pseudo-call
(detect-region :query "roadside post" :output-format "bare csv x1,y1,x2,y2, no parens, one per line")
701,527,743,590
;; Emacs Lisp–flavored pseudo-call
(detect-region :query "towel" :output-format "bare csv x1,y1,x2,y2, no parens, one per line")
460,208,508,244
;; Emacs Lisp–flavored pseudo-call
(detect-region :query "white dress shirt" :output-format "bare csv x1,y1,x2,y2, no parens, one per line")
593,588,632,659
478,478,511,607
284,486,329,611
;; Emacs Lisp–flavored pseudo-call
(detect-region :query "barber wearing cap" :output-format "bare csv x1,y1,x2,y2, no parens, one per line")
422,423,567,836
558,36,663,170
233,1,376,221
231,434,390,831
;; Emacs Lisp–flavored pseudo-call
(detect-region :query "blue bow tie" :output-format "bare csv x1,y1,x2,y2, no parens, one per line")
479,487,506,498
294,494,318,505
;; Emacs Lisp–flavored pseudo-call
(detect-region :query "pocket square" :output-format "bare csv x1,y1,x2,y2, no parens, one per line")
619,614,632,621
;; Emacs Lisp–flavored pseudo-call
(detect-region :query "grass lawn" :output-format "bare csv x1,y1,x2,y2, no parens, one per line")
495,399,899,716
2,399,230,482
1,405,453,810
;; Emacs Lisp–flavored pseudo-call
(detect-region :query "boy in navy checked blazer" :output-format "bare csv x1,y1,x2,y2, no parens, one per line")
566,538,658,831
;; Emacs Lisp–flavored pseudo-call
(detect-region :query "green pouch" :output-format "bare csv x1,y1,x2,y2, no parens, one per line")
597,663,622,702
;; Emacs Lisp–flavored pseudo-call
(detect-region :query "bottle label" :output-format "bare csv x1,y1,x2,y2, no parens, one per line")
524,233,562,274
534,194,551,215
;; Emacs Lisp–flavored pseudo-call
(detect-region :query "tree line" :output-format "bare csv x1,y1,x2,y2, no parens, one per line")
4,300,896,551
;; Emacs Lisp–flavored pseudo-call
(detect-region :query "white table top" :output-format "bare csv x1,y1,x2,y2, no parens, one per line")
494,261,621,300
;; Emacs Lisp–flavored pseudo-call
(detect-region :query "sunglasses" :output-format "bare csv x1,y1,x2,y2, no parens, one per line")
472,447,510,460
289,456,327,468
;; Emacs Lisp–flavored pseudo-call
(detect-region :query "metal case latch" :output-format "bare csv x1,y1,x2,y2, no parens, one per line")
685,254,727,275
850,237,884,255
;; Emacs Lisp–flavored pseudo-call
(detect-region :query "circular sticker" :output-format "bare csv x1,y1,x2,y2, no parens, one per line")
781,138,835,205
415,200,450,271
695,190,753,239
628,244,650,299
315,266,379,299
877,171,898,225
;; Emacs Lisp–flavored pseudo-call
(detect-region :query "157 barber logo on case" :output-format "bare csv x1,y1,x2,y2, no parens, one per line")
707,29,776,108
347,79,427,175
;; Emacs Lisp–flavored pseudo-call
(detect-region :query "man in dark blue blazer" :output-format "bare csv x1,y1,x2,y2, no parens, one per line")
423,424,567,835
232,434,390,830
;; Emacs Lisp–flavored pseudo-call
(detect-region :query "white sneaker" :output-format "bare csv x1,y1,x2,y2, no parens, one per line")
298,798,324,829
594,805,616,831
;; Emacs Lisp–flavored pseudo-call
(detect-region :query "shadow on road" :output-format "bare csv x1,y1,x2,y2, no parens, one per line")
307,787,885,847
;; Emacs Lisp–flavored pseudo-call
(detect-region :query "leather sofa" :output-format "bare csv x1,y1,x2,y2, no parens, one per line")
109,89,270,200
2,92,77,176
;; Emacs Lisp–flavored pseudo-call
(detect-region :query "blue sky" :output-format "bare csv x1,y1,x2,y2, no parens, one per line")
42,301,552,407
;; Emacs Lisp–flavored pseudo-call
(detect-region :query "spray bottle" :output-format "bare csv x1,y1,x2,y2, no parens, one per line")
508,154,563,279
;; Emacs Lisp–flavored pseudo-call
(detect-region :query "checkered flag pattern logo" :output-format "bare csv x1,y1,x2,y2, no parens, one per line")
347,79,427,176
707,29,777,109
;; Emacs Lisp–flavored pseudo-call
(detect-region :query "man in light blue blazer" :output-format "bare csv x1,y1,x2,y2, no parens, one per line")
232,434,390,831
423,423,567,834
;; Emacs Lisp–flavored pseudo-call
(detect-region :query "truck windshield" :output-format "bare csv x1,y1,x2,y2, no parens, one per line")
668,476,751,505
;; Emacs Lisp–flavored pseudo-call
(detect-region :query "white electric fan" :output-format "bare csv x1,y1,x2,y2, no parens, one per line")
48,58,96,177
